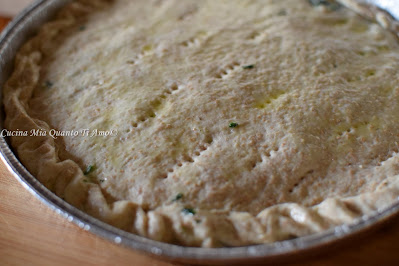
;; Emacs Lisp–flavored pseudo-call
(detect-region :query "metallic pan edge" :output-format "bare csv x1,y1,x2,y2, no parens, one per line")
1,0,399,264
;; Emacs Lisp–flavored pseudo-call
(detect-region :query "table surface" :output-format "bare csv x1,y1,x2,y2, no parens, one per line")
1,15,399,266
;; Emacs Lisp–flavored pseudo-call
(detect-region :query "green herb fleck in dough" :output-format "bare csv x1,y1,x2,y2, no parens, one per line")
182,207,196,215
242,64,255,69
308,0,341,10
309,0,327,5
229,122,238,128
45,81,53,88
84,164,96,175
277,9,287,16
173,193,184,202
79,25,86,31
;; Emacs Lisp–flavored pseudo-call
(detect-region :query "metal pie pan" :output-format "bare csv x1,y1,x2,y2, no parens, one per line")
1,0,399,264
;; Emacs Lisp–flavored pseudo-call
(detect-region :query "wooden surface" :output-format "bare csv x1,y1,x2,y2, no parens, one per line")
1,16,399,266
0,16,10,30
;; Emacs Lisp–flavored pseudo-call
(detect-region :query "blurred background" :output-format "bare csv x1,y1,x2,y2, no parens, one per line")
0,0,33,17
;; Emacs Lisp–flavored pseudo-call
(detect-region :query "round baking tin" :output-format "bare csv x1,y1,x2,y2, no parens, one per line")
1,0,399,264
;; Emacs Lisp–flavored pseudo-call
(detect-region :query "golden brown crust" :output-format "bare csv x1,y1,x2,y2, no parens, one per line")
4,0,399,247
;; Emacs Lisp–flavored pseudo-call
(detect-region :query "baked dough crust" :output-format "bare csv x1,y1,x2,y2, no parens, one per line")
3,0,399,247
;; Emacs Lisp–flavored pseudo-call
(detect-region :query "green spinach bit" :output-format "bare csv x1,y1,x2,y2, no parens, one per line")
242,64,255,69
45,80,53,88
229,122,238,128
84,164,96,175
277,9,287,16
309,0,341,11
173,193,184,202
182,207,196,215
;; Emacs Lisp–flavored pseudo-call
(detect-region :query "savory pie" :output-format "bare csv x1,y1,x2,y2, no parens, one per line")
3,0,399,247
